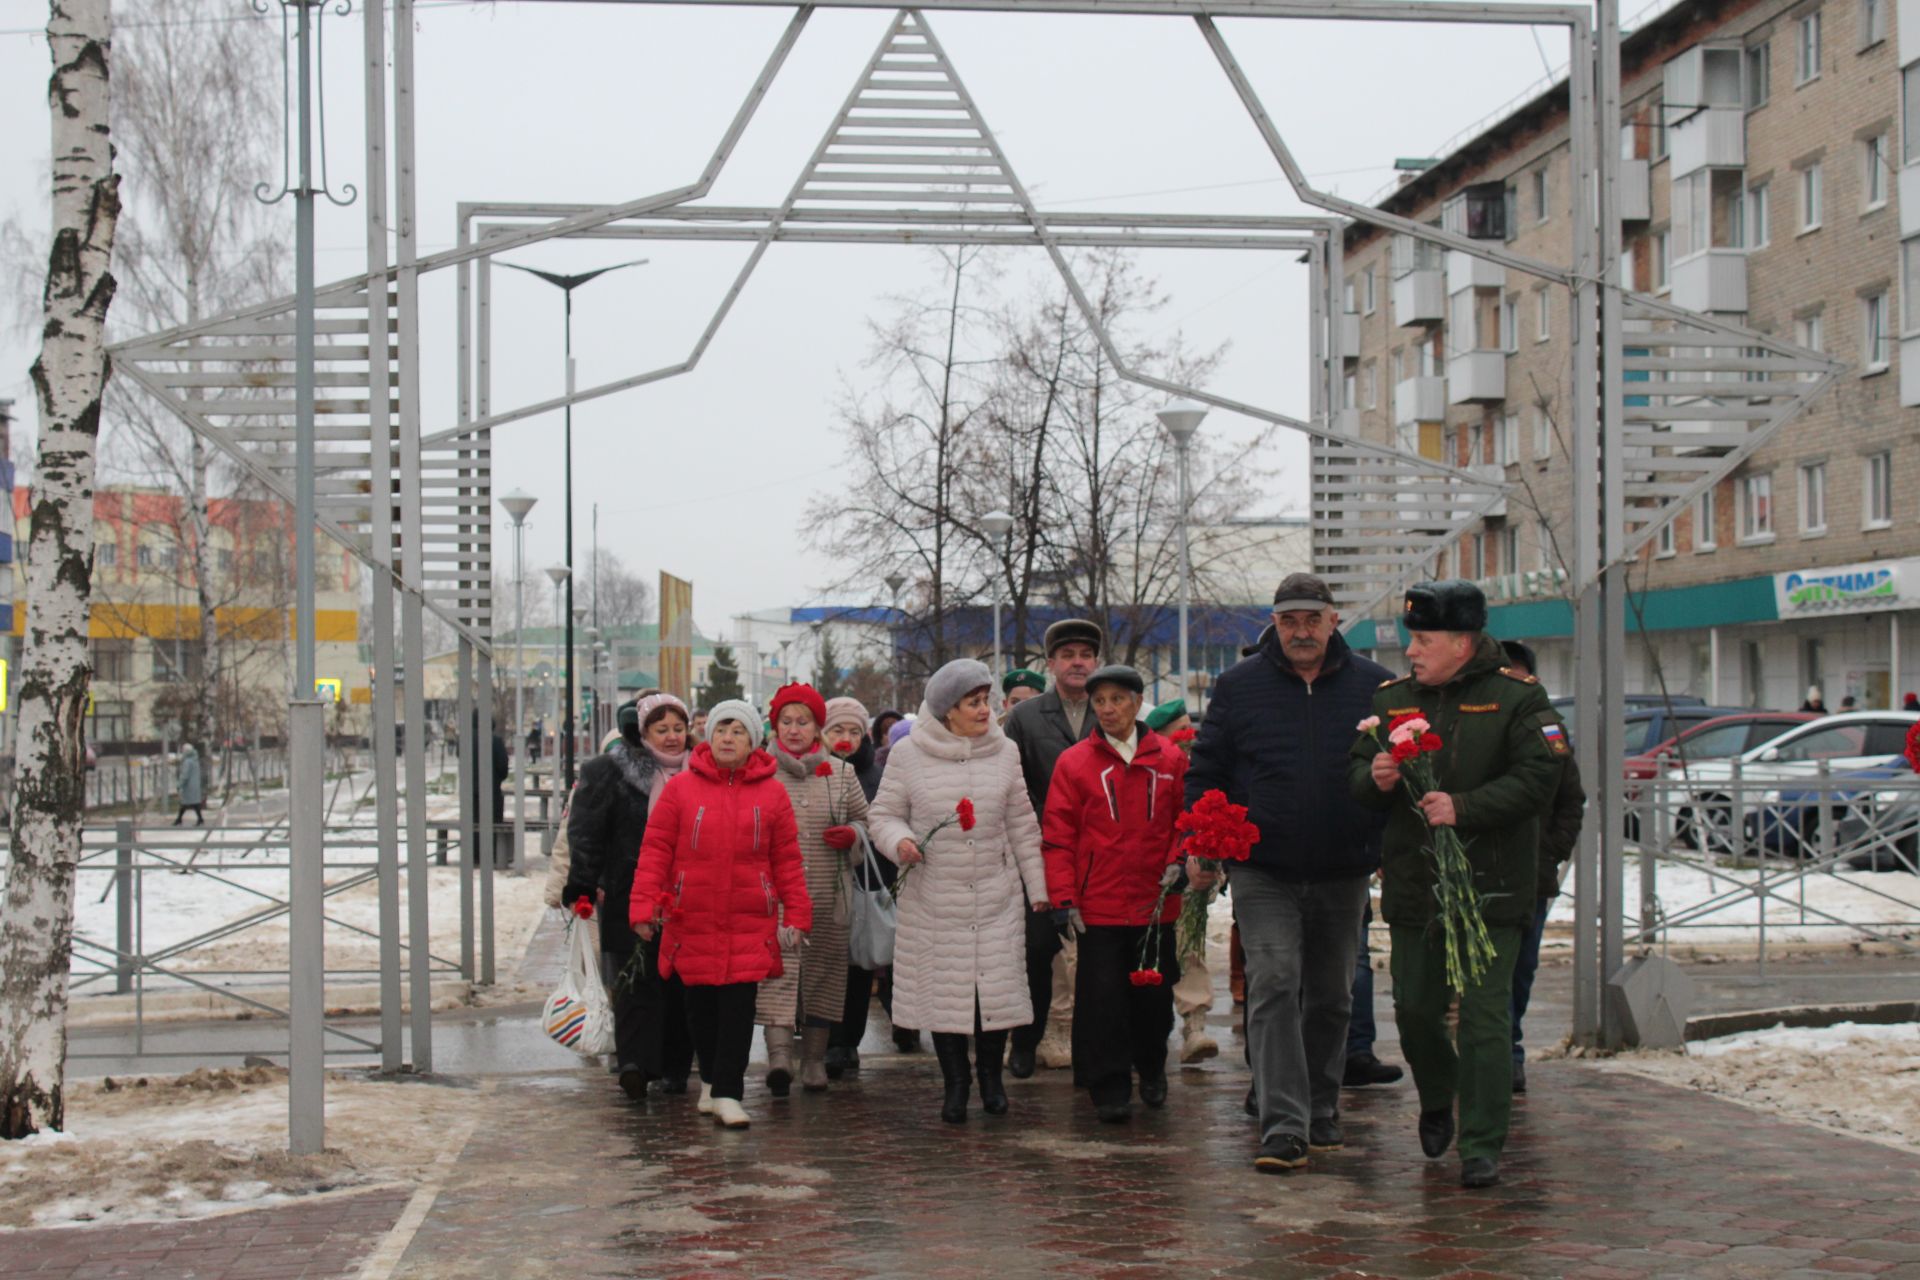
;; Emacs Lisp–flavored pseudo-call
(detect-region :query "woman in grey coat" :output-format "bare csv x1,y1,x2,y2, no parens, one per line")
174,743,205,826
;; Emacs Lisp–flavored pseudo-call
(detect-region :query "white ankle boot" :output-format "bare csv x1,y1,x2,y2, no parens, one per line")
712,1096,750,1128
696,1083,714,1114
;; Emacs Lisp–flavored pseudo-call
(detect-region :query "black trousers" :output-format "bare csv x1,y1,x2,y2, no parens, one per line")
1011,907,1063,1053
684,982,758,1101
830,964,896,1051
602,937,694,1081
1071,923,1179,1106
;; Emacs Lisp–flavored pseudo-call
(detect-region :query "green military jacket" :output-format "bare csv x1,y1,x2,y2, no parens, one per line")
1346,634,1570,928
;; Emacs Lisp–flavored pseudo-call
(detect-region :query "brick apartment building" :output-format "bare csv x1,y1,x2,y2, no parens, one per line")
1341,0,1920,714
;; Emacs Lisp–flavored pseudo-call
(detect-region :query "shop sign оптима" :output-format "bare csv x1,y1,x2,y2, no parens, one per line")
1774,559,1910,615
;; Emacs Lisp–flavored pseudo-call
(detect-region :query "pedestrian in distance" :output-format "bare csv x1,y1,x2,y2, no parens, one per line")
873,713,912,774
1496,641,1586,1096
1186,572,1392,1173
869,658,1051,1124
173,742,205,826
1145,698,1220,1067
757,682,869,1096
1000,667,1045,721
1004,618,1104,1077
1041,666,1189,1123
823,696,900,1078
565,694,695,1101
689,708,708,744
1349,580,1568,1189
630,700,811,1130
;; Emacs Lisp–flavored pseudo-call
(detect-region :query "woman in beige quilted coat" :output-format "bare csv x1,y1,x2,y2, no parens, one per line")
869,658,1050,1124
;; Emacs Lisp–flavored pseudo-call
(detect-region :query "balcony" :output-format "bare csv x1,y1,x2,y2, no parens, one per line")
1393,375,1446,427
1670,249,1747,314
1669,106,1744,177
1340,311,1361,361
1329,407,1361,435
1902,166,1920,238
1619,158,1651,223
1447,251,1504,296
1447,350,1507,405
1902,337,1920,407
1392,270,1445,327
1469,464,1508,517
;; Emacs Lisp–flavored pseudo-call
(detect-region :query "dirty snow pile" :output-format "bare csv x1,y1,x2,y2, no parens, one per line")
0,1065,482,1229
1595,1020,1920,1152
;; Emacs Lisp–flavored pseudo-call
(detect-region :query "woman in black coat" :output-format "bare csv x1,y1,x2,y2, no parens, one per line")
565,693,694,1099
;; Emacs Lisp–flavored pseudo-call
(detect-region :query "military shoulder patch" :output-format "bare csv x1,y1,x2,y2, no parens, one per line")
1537,719,1571,757
1378,675,1411,688
1497,666,1539,684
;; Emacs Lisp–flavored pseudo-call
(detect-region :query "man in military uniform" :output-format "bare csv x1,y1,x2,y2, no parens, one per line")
1347,580,1568,1189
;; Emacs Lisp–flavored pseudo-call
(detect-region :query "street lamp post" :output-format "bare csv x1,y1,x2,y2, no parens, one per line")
885,572,907,708
544,564,569,773
498,256,650,790
1157,401,1209,706
500,490,537,869
980,511,1015,680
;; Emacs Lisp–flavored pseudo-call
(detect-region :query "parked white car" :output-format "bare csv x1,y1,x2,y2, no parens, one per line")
1681,711,1919,786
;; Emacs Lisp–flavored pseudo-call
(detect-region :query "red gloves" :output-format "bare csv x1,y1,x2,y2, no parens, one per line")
823,825,857,850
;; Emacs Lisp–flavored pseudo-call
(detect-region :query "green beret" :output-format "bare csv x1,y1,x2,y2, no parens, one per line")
1403,579,1488,632
1002,668,1046,694
1144,699,1189,732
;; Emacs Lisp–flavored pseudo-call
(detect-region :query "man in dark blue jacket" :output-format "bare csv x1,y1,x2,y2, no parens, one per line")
1186,573,1390,1173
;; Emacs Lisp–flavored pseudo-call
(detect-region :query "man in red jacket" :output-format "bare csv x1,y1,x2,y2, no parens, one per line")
1041,665,1189,1123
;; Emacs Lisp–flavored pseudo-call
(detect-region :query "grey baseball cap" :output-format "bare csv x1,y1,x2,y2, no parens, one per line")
1272,572,1336,613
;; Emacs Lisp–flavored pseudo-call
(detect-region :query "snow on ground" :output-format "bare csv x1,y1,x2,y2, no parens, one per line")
1594,1021,1920,1154
61,836,548,1000
0,1066,484,1228
1550,855,1920,949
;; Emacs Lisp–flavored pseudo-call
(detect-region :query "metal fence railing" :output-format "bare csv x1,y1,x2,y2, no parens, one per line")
1620,762,1920,970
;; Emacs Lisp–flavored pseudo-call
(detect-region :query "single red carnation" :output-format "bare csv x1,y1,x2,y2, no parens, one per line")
814,761,835,778
956,798,976,831
1390,739,1420,763
572,896,594,920
1170,727,1197,744
1128,970,1158,987
1418,732,1444,753
830,740,855,755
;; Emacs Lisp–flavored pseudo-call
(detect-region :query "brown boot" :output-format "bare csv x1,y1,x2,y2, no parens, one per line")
766,1026,794,1098
1179,1010,1220,1064
799,1025,831,1092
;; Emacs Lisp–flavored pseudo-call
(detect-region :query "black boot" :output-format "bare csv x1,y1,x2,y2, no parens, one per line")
932,1033,971,1123
975,1031,1009,1116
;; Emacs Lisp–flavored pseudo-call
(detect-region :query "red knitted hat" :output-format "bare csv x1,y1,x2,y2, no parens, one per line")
769,681,827,729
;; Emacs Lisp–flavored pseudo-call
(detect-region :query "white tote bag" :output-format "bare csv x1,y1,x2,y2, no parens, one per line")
542,917,615,1057
846,832,898,970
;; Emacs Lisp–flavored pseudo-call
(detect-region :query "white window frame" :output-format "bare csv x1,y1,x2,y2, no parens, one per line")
1739,472,1775,543
1903,240,1920,336
1534,520,1554,571
1863,290,1891,371
1796,10,1821,84
1500,295,1519,353
1905,64,1920,165
1799,163,1824,232
1656,519,1677,557
1864,134,1889,211
1532,407,1552,460
1859,0,1887,48
1362,358,1379,409
1500,524,1519,573
1534,285,1551,341
1532,167,1550,223
1653,230,1671,291
1746,180,1771,247
1496,412,1520,465
1865,451,1894,529
1695,487,1719,551
1363,267,1377,315
1799,461,1828,535
1746,41,1771,108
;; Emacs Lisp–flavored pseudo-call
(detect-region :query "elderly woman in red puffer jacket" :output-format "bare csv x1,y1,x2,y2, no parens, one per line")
631,699,811,1130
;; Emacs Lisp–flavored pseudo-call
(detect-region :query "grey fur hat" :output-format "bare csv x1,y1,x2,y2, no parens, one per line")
924,658,995,721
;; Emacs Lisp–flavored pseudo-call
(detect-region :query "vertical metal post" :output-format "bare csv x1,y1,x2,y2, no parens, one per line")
1176,435,1192,705
363,0,401,1075
991,596,1002,680
456,639,474,981
114,819,133,995
512,518,527,869
563,301,577,791
288,699,325,1154
394,0,431,1073
1308,241,1327,427
478,644,496,985
1326,230,1346,416
1568,10,1603,1046
1596,0,1628,1045
1893,614,1902,709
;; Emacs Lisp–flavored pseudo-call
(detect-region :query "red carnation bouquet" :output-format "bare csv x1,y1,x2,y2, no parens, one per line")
1358,713,1494,987
890,798,976,902
1170,789,1260,973
1903,721,1920,773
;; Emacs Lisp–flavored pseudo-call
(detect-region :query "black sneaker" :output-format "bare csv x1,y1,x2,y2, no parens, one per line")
1007,1045,1036,1079
1138,1073,1168,1109
1418,1108,1455,1159
1254,1134,1309,1173
1243,1086,1258,1118
1342,1051,1405,1087
1460,1156,1501,1189
1308,1116,1343,1152
1511,1059,1527,1094
1096,1101,1132,1124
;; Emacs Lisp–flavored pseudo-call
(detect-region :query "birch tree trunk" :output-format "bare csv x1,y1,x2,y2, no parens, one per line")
0,0,120,1140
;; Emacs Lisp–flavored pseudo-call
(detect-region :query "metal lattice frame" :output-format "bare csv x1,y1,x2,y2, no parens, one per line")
106,0,1851,1063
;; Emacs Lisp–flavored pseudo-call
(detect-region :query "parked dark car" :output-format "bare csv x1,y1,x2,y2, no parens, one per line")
1550,695,1743,756
1624,712,1819,783
1751,757,1920,869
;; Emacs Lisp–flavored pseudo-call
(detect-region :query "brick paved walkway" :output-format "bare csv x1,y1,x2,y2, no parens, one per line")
0,1186,412,1279
383,1053,1920,1280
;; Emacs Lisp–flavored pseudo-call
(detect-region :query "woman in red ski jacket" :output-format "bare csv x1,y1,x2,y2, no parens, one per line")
1040,665,1188,1123
631,700,810,1129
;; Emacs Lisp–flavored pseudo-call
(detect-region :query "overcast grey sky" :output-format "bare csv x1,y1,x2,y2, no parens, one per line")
0,0,1565,637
